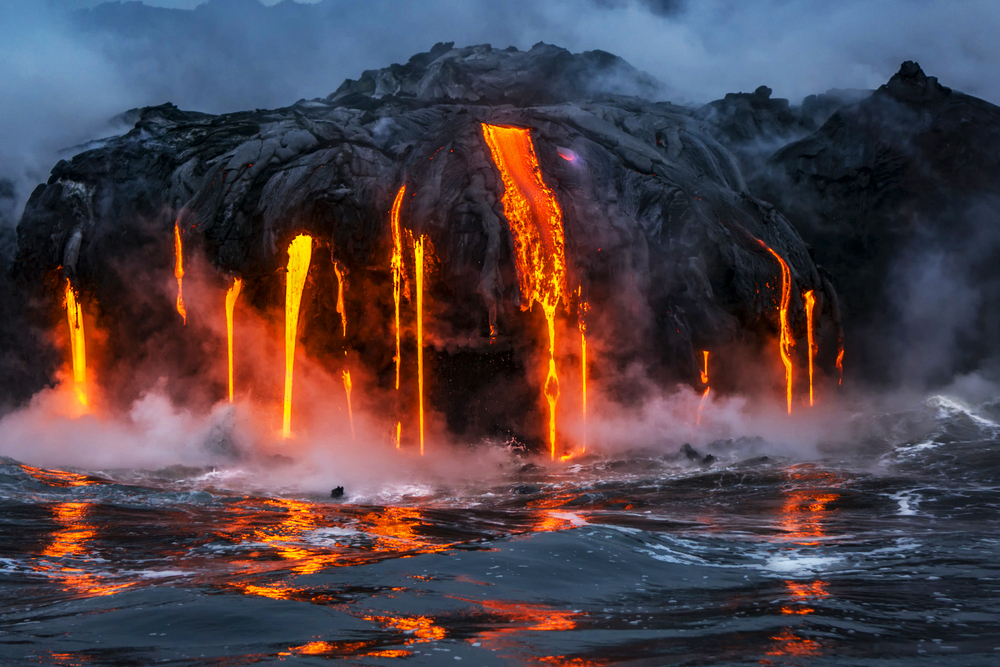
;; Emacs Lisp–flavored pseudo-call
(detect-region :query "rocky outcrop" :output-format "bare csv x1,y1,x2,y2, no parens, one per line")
12,44,837,443
759,61,1000,385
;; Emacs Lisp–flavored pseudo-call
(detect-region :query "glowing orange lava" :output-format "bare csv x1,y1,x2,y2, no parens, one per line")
414,234,426,456
578,292,588,453
283,234,313,439
836,344,844,386
481,123,567,460
174,221,186,325
64,280,88,408
697,350,710,426
396,421,401,449
760,241,794,414
390,185,406,390
225,277,243,403
343,369,355,440
333,261,347,338
804,289,816,406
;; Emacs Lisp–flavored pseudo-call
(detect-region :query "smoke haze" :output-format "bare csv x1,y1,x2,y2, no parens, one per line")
2,0,1000,213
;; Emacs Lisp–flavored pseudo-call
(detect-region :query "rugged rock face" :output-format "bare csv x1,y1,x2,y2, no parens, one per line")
12,43,838,443
758,61,1000,385
1,180,58,411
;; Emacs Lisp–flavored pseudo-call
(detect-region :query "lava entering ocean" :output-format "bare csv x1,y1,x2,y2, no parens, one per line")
481,123,567,460
414,233,426,456
63,280,88,409
283,235,313,439
225,277,243,404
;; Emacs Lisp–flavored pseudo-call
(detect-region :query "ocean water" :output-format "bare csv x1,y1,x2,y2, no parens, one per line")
1,396,999,666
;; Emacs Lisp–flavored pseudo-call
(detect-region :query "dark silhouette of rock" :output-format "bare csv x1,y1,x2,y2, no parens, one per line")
11,44,836,445
759,61,1000,385
330,486,344,498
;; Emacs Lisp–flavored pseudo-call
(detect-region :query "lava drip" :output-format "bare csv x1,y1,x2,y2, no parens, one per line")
283,235,313,439
481,124,567,460
174,222,187,325
804,290,816,406
414,234,426,456
390,185,406,390
578,291,588,453
342,370,355,441
697,351,710,426
333,261,347,338
225,277,243,403
64,280,88,408
759,241,794,414
836,344,844,387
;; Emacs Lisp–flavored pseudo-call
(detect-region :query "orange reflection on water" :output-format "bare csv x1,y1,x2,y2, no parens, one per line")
38,502,132,598
763,466,839,661
456,598,579,652
364,613,446,642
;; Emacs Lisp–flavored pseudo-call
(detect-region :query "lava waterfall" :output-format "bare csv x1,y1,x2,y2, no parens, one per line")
12,43,842,451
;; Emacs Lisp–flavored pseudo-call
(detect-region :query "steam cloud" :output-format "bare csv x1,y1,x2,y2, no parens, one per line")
2,0,1000,480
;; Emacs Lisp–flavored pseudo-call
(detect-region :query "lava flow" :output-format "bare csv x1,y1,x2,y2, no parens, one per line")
225,277,243,403
759,240,794,414
283,234,313,439
333,261,347,338
342,370,355,441
697,350,710,426
390,185,406,390
174,221,186,325
578,291,588,453
836,343,844,386
414,234,426,456
64,280,88,408
804,289,816,406
481,123,567,460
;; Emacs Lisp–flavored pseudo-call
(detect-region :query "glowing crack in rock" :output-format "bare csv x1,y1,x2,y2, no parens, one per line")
174,221,187,325
759,240,794,414
283,234,313,439
390,185,406,390
481,123,567,460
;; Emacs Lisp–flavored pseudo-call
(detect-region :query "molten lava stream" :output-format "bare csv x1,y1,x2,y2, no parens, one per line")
225,277,243,403
804,290,816,406
414,234,426,456
174,221,186,325
390,185,406,390
578,291,588,454
283,234,313,439
836,343,844,387
342,370,355,440
759,240,794,414
697,350,710,426
334,261,347,338
481,123,567,461
64,280,88,409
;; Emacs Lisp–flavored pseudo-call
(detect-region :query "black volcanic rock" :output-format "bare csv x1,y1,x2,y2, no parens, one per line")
761,61,1000,385
329,42,664,107
1,180,59,412
12,44,837,443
